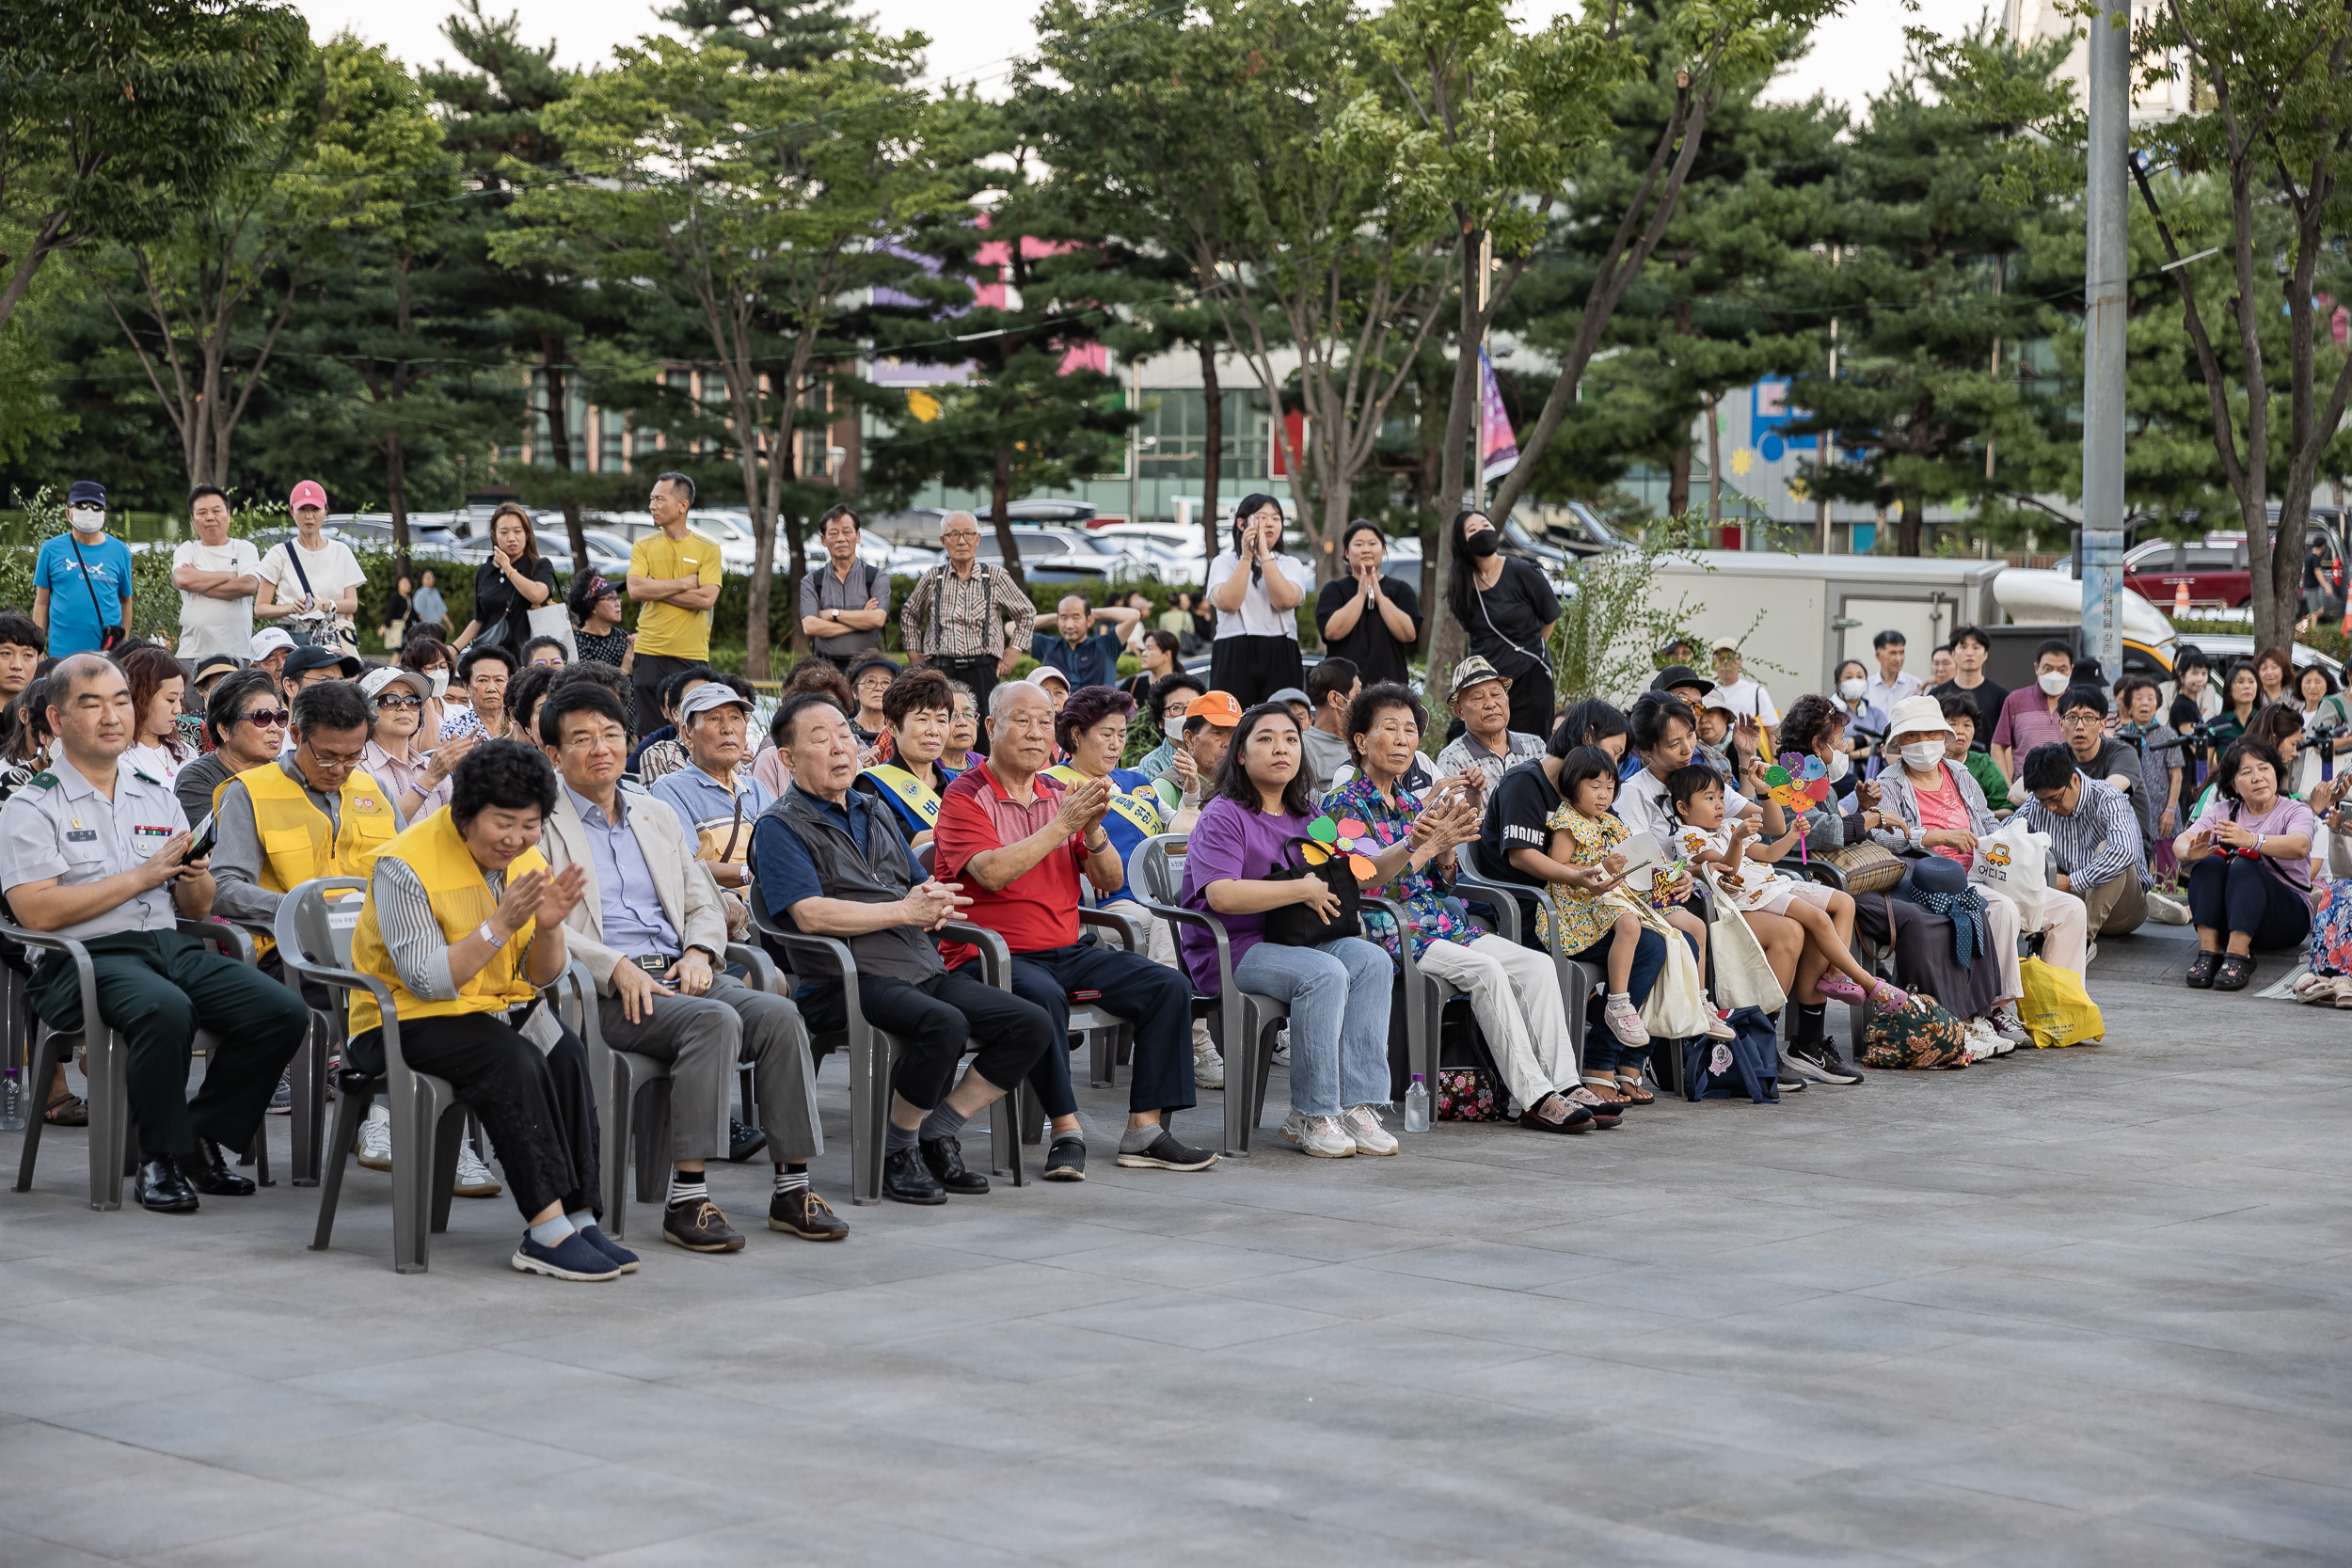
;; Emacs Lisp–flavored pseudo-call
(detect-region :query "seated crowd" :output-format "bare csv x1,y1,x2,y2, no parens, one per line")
0,570,2298,1287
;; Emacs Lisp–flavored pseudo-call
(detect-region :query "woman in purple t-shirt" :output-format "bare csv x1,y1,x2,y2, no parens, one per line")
2174,736,2315,991
1178,704,1404,1160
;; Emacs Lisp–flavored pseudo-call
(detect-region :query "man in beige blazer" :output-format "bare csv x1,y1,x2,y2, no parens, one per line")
536,681,845,1252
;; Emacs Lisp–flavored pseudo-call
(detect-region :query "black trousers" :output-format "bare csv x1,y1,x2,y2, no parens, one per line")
2186,855,2312,950
630,652,702,738
800,966,1053,1109
29,929,310,1161
927,654,1001,755
1009,939,1197,1117
348,1011,601,1223
1210,634,1304,710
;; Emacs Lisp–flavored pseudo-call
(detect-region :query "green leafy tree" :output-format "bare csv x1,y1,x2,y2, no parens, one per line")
505,31,959,676
0,0,308,338
1781,22,2078,555
659,0,869,73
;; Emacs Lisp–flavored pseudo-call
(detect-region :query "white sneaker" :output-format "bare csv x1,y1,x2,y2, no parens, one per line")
1193,1044,1226,1090
1988,1006,2028,1045
1602,995,1650,1048
1279,1111,1355,1158
1270,1024,1291,1069
1702,1010,1736,1041
2148,890,2192,926
1340,1103,1398,1156
354,1111,392,1171
2085,941,2099,966
453,1143,502,1198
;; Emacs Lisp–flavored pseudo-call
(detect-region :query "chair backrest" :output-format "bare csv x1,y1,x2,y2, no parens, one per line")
1135,833,1187,907
914,839,936,879
278,877,371,974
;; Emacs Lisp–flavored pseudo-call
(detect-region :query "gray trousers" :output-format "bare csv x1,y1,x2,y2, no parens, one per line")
595,971,822,1165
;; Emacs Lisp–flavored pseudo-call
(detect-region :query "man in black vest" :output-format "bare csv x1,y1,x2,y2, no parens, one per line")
750,691,1053,1206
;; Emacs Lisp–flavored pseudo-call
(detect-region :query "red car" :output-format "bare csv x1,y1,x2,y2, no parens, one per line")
2123,519,2347,616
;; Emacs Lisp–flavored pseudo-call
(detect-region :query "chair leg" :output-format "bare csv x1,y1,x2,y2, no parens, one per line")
602,1054,635,1239
631,1075,671,1208
14,1028,61,1194
86,1031,126,1212
389,1080,456,1275
989,1091,1022,1186
737,1060,756,1132
1247,1019,1279,1151
311,1085,373,1252
429,1111,461,1237
289,1012,328,1187
850,1032,888,1206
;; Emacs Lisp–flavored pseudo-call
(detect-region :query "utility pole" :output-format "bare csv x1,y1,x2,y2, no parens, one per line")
2080,0,2129,678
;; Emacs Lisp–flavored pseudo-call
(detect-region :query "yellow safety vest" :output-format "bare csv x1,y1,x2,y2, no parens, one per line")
1045,765,1166,838
216,760,399,895
347,809,548,1038
860,764,944,831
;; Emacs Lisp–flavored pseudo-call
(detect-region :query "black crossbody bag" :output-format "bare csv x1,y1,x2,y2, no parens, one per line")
1263,835,1363,946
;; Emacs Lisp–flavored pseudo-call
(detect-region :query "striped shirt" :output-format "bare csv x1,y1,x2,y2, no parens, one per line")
369,855,532,1002
2017,770,2149,891
898,561,1035,657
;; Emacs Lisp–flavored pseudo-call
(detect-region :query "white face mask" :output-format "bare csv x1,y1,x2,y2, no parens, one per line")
1838,678,1866,701
1826,749,1850,781
1899,740,1945,770
2038,669,2070,696
68,506,105,534
428,669,450,698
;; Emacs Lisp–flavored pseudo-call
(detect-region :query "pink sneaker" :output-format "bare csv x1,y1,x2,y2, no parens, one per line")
1602,994,1650,1048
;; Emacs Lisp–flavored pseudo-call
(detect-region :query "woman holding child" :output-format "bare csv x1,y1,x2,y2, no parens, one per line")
1324,683,1619,1131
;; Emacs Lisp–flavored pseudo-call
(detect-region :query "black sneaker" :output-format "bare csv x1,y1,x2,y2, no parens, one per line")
727,1118,767,1163
882,1146,946,1205
1115,1129,1219,1171
920,1134,989,1195
267,1070,294,1116
1042,1134,1088,1181
1787,1043,1863,1085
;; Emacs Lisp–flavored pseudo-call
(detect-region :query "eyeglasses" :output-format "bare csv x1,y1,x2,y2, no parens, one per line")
2059,713,2103,728
375,694,421,709
307,747,365,768
238,709,291,728
942,531,979,541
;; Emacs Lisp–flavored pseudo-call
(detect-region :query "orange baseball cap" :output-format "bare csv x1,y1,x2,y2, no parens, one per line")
1185,690,1243,729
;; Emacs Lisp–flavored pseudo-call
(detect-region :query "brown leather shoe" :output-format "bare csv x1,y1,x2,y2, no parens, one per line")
769,1187,849,1241
662,1199,746,1253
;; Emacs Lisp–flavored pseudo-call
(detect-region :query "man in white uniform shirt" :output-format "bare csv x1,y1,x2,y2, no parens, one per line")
1708,641,1779,729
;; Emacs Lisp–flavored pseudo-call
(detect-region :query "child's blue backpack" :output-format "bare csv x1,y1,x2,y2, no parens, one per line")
1679,1006,1780,1103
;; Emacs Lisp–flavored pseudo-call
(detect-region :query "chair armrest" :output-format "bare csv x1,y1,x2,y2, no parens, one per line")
1451,864,1526,945
939,920,1010,990
725,942,782,997
179,917,254,965
1804,861,1850,892
1136,896,1235,1002
1077,905,1147,952
0,920,101,1047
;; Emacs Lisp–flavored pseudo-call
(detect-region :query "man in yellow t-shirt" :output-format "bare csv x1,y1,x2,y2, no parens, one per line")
627,471,724,734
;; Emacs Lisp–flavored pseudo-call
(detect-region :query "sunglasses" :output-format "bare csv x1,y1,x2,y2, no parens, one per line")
237,708,291,728
375,694,421,709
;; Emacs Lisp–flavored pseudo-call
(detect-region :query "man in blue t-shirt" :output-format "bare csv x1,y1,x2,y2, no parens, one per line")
1028,594,1139,691
34,480,133,657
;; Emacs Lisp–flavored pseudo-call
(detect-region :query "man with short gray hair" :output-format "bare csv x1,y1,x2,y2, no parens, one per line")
898,511,1035,750
1029,593,1138,691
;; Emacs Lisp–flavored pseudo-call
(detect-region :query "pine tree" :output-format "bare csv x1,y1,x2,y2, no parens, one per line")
658,0,867,73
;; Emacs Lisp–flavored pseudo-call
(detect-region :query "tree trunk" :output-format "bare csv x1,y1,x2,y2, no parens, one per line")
1424,235,1486,707
1704,392,1723,528
386,434,410,566
781,502,806,657
990,446,1025,594
1667,443,1692,520
540,336,591,572
1198,340,1223,566
1898,488,1923,558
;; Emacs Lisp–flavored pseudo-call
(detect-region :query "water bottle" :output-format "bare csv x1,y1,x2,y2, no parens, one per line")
1403,1073,1431,1133
0,1069,24,1134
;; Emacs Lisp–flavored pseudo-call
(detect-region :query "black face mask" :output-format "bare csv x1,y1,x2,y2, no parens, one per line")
1463,530,1499,559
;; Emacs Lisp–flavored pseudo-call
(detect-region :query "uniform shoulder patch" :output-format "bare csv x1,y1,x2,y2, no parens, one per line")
27,771,56,789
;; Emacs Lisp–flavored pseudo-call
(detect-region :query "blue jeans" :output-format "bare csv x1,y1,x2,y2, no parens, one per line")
1563,925,1668,1074
1232,937,1392,1117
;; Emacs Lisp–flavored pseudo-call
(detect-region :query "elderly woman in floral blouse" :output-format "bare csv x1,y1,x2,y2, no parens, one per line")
1323,682,1614,1132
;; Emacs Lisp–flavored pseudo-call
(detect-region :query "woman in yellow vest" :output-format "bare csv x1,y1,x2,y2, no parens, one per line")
854,667,961,851
345,740,625,1283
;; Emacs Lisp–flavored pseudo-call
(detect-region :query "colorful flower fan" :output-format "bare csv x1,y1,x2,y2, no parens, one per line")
1304,813,1377,879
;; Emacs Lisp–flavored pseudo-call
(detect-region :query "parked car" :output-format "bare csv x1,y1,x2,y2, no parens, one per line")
2123,513,2349,616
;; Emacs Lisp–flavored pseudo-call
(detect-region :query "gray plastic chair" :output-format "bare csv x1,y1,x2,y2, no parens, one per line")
1131,834,1283,1155
222,915,336,1188
560,941,791,1238
8,916,260,1209
276,877,494,1274
747,895,1022,1205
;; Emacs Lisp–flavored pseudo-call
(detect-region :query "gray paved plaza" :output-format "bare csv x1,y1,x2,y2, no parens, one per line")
5,922,2350,1565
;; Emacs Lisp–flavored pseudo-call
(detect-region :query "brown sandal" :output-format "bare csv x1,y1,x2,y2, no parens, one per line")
1518,1093,1593,1133
44,1093,87,1127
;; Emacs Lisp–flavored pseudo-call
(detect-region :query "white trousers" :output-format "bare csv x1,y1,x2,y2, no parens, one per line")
1416,933,1579,1110
1977,882,2088,1001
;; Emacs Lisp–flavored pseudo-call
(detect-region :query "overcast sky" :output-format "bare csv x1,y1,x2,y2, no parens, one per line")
293,0,1966,113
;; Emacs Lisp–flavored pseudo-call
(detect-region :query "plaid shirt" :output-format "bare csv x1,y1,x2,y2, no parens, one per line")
2018,769,2150,891
899,561,1034,657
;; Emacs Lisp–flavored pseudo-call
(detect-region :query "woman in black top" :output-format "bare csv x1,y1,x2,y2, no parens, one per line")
454,503,560,661
567,572,632,669
1314,519,1424,687
1447,509,1560,740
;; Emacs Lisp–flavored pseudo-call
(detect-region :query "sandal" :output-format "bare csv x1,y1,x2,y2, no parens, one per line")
2185,952,2220,990
2213,954,2256,991
43,1092,87,1127
1580,1074,1629,1105
1562,1085,1624,1126
1613,1073,1656,1106
1518,1093,1592,1133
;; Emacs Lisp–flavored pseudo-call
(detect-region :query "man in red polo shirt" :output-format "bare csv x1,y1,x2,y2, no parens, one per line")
936,679,1217,1181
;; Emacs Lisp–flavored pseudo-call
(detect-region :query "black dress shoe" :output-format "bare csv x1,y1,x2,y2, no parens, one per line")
920,1134,989,1196
135,1157,199,1214
882,1147,946,1206
183,1137,257,1196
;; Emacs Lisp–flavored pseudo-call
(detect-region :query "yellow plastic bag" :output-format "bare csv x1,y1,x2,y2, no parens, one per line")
2017,956,2104,1048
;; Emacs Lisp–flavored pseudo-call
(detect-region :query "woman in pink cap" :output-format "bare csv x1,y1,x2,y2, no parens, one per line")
255,481,363,650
